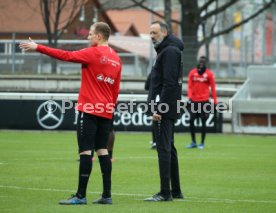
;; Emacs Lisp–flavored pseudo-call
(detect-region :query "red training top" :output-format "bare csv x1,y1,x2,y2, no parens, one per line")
37,45,122,119
187,68,218,104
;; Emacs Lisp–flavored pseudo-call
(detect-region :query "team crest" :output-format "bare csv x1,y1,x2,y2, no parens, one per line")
100,56,107,64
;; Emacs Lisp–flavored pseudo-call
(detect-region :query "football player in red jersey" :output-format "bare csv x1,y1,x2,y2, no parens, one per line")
186,56,218,149
20,22,121,205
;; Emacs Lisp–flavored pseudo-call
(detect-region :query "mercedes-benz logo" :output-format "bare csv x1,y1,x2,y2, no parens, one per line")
36,100,64,129
44,100,58,113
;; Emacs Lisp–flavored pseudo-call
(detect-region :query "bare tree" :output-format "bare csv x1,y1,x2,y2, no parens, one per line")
100,0,146,10
130,0,275,74
164,0,172,33
38,0,84,73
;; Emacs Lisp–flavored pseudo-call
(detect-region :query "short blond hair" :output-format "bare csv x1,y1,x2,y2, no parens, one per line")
93,22,111,41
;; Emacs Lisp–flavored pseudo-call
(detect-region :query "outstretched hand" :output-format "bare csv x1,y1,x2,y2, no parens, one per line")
19,37,38,52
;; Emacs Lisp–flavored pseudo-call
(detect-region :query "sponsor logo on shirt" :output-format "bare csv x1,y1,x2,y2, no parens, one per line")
97,74,104,81
193,76,208,82
96,74,114,85
104,76,115,85
193,73,208,82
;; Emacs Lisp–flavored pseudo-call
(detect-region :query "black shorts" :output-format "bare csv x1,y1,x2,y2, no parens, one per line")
77,112,112,153
189,101,211,119
109,115,114,132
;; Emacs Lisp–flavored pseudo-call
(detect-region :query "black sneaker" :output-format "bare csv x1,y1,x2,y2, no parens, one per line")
92,197,112,204
144,192,172,202
172,192,184,199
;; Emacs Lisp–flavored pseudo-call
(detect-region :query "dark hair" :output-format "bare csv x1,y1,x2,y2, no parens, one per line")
199,56,207,61
151,21,168,33
93,22,111,41
199,56,208,63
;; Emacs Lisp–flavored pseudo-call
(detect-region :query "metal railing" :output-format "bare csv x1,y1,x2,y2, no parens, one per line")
0,35,275,78
0,40,148,77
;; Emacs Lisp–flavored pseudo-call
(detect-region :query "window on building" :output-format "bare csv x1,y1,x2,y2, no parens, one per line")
0,43,5,53
15,43,22,53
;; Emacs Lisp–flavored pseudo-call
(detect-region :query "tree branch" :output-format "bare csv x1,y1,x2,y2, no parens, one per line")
164,0,172,32
199,0,275,47
200,0,239,23
40,0,52,44
58,0,84,38
53,0,62,43
23,0,41,13
103,0,146,10
209,0,219,38
199,0,216,13
131,0,180,25
60,0,68,10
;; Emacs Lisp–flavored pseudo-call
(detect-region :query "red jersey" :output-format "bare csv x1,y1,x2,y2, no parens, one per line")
187,68,218,104
37,45,122,119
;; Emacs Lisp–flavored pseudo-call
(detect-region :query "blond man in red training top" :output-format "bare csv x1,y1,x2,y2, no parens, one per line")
20,22,121,205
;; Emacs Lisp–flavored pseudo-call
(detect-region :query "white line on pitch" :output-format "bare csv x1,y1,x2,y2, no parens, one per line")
0,185,275,204
0,155,246,161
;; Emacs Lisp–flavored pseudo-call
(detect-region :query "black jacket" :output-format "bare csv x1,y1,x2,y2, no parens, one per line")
147,34,184,119
144,73,151,91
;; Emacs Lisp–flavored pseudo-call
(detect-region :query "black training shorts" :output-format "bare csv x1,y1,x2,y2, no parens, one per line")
189,101,211,119
109,115,114,132
77,112,112,153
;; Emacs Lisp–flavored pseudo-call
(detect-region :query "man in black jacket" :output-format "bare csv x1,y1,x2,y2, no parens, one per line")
144,21,184,202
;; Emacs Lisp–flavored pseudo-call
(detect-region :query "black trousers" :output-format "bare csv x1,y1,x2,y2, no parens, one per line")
153,118,181,196
188,101,210,144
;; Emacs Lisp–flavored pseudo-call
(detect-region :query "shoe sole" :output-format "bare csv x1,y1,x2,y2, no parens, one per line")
59,202,87,205
172,196,184,199
93,198,112,204
93,202,112,204
144,199,172,202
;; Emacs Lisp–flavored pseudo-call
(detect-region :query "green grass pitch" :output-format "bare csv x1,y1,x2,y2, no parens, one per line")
0,131,276,213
